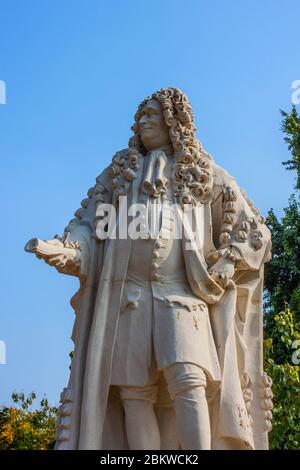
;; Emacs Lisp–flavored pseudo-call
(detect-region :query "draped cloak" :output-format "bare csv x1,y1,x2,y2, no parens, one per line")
54,155,272,450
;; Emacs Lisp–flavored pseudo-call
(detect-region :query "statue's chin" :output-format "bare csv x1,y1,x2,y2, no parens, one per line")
140,136,155,151
141,138,171,152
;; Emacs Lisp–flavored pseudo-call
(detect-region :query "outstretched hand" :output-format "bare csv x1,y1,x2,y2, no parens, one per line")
35,239,77,269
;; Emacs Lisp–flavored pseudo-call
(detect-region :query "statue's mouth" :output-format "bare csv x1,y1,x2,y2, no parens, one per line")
140,126,153,132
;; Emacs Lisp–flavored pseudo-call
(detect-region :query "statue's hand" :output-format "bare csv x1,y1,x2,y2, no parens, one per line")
208,257,235,288
40,242,77,269
25,238,78,269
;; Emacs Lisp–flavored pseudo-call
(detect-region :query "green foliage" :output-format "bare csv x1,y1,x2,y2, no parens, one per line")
265,197,300,326
264,308,300,449
264,107,300,449
0,392,57,450
281,107,300,189
264,107,300,363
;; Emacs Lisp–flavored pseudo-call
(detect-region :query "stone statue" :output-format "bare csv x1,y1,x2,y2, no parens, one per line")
25,88,274,450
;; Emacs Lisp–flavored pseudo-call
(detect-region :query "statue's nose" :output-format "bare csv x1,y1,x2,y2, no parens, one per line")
139,115,148,125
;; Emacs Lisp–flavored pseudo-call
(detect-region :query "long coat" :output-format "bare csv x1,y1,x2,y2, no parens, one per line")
54,152,272,450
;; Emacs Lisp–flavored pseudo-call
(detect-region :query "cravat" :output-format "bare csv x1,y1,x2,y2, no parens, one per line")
141,149,168,198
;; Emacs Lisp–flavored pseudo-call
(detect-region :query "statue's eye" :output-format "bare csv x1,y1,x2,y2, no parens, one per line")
146,108,158,117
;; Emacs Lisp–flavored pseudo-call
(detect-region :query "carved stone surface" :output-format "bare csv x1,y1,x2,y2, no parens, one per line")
25,88,273,450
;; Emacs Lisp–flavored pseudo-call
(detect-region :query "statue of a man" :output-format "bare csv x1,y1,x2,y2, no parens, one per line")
25,88,273,450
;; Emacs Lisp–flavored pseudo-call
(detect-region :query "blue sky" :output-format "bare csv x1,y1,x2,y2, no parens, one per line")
0,0,299,407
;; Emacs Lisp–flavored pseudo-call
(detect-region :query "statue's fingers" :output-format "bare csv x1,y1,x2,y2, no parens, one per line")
209,271,218,282
56,259,67,268
218,273,227,288
222,275,229,288
46,255,62,266
210,271,224,287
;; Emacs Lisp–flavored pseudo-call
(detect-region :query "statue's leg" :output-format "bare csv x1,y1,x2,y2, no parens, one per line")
119,384,160,450
163,363,211,450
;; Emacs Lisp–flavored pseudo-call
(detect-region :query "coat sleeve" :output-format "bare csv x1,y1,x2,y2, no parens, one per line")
210,164,272,272
56,167,112,279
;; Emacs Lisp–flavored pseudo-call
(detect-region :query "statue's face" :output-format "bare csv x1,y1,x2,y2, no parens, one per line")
138,99,171,151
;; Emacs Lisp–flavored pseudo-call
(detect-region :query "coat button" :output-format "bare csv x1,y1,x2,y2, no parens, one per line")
155,240,163,248
152,273,160,281
152,263,159,270
153,251,160,259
